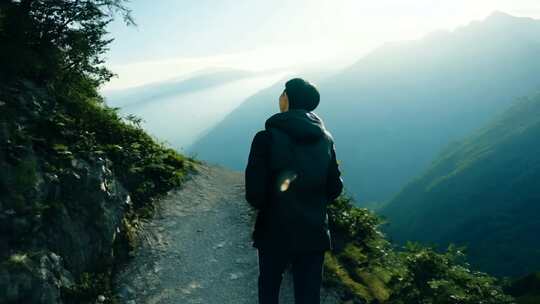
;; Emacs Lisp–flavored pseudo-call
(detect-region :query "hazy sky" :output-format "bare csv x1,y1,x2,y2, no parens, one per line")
102,0,540,91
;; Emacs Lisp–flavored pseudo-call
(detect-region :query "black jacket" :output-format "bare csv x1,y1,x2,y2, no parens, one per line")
245,108,344,252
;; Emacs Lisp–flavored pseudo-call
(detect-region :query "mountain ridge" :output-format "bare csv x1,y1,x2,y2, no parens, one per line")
189,11,540,204
380,92,540,276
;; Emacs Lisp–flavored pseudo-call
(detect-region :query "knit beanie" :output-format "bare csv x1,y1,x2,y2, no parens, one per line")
284,78,320,111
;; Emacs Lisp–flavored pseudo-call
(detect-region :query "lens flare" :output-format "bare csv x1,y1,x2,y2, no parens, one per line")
280,179,291,192
279,172,298,192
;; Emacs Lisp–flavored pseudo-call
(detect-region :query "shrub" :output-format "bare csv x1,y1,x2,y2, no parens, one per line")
324,193,515,304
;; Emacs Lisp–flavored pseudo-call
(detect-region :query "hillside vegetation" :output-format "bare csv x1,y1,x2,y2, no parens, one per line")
381,93,540,277
323,194,516,304
0,1,199,302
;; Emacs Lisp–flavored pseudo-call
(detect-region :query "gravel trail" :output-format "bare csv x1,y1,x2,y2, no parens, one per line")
113,161,341,304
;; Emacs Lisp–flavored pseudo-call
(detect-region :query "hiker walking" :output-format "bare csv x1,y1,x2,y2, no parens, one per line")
245,77,344,304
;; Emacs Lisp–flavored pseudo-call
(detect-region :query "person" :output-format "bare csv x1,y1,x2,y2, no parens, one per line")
245,77,344,304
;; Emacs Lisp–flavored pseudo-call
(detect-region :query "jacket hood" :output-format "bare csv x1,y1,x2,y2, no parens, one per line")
265,109,327,143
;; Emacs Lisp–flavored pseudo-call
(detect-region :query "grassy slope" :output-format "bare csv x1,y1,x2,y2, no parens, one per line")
380,93,540,277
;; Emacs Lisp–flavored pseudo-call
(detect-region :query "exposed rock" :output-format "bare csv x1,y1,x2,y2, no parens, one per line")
0,81,131,303
0,251,75,304
43,155,129,277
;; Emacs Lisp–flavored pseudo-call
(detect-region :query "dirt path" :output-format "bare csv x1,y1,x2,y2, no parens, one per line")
113,161,341,304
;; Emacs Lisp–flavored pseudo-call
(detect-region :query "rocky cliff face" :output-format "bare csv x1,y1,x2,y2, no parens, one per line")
0,81,131,303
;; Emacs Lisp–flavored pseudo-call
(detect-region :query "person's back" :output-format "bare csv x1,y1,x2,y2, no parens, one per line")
245,78,344,304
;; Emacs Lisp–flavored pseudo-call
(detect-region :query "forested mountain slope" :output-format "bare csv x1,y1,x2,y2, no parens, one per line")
381,93,540,277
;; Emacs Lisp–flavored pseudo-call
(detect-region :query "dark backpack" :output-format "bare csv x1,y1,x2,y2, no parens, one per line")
259,126,334,252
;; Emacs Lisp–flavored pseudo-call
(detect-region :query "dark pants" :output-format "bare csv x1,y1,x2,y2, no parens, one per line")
257,248,325,304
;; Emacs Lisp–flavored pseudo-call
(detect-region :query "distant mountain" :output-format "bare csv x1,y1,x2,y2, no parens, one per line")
103,68,257,108
380,92,540,276
187,67,340,167
189,12,540,204
102,68,290,152
188,80,284,168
